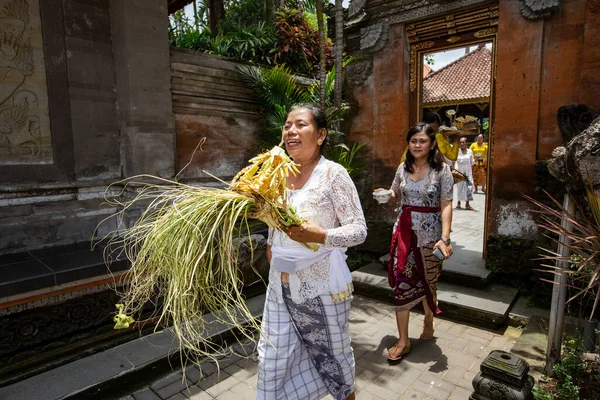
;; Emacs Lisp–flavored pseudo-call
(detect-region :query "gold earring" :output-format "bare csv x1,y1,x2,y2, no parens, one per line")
318,140,323,145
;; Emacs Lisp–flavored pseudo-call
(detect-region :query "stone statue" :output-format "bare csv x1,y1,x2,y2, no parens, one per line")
547,106,600,191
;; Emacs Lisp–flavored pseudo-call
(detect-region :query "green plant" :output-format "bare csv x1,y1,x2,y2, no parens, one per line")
526,182,600,320
533,383,554,400
328,142,365,180
272,8,332,76
236,62,362,179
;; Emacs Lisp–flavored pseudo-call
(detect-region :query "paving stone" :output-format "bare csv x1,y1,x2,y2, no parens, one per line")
457,369,478,391
362,381,407,399
133,388,162,400
155,378,193,399
228,381,257,399
399,388,428,400
410,379,452,400
166,394,187,400
441,366,467,384
223,364,257,382
464,343,486,357
448,386,473,400
151,372,184,392
203,374,239,397
184,386,214,400
464,328,496,341
185,365,202,384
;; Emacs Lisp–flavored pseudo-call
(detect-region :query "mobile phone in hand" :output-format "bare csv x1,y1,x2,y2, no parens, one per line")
432,247,445,261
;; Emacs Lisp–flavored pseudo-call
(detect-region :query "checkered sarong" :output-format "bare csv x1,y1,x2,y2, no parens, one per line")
257,284,355,400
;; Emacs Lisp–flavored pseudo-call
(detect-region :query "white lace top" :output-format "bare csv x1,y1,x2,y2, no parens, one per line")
391,162,453,247
268,156,367,303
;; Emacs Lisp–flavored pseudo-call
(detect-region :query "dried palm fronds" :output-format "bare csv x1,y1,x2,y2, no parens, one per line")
98,145,316,361
526,182,600,320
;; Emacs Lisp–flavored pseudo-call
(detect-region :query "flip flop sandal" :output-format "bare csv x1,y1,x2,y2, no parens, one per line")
387,344,411,361
465,205,474,211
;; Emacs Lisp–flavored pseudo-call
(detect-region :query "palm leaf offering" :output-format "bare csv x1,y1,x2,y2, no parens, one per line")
100,145,317,360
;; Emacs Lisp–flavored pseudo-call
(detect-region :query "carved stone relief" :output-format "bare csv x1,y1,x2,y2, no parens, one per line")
474,27,498,38
346,59,373,87
0,0,52,164
360,23,389,53
519,0,561,20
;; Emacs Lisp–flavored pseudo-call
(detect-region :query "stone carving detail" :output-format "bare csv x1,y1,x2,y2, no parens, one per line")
0,291,117,362
519,0,561,20
548,112,600,191
0,0,52,165
347,0,366,20
379,0,492,26
359,23,389,53
409,41,435,92
557,104,599,144
474,27,498,38
346,59,373,86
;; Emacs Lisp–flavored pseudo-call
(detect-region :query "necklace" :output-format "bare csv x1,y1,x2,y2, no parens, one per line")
413,162,428,173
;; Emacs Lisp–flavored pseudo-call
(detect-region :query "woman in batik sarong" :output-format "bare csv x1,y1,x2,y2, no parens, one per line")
455,137,475,210
257,104,367,400
374,122,453,361
469,134,488,193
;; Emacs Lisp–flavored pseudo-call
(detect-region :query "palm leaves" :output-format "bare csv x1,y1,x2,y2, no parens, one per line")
237,64,310,145
526,183,600,320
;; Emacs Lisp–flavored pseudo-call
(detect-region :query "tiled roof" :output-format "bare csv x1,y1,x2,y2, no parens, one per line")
422,46,491,105
423,64,433,77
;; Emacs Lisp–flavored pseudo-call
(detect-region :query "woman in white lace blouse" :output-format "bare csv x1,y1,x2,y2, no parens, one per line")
374,123,453,361
256,104,367,400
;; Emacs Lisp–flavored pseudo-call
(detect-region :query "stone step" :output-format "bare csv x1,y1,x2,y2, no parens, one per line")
352,262,519,329
379,250,491,289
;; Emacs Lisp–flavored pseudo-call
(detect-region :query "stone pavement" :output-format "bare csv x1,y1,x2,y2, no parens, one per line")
443,192,489,283
121,294,518,400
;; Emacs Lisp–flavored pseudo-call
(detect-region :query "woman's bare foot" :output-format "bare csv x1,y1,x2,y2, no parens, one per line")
420,317,435,340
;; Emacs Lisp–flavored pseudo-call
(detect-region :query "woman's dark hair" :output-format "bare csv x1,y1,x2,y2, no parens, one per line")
423,112,442,127
404,122,444,173
288,103,328,153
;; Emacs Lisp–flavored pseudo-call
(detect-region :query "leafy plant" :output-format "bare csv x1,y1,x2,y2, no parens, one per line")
328,142,365,180
169,9,277,66
237,64,309,145
526,182,600,321
236,62,362,179
272,8,332,76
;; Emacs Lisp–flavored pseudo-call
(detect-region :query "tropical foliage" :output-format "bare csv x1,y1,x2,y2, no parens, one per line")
526,182,600,320
169,3,330,76
272,8,333,76
236,63,363,178
169,10,277,65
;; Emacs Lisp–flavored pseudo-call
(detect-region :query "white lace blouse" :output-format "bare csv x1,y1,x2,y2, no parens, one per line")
267,156,367,303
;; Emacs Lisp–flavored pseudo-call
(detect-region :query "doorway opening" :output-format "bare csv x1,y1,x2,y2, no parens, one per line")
414,39,496,280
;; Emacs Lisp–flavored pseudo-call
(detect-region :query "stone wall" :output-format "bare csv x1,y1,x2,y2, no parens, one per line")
170,48,261,181
0,0,52,165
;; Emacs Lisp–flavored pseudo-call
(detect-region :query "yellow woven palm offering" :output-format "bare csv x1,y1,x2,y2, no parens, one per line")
100,145,316,360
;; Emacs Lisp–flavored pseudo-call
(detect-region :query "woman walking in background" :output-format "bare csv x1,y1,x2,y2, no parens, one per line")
455,137,475,210
469,134,488,193
374,122,453,361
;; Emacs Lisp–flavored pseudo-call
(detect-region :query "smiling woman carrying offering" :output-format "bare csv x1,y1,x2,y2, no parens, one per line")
257,104,367,400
